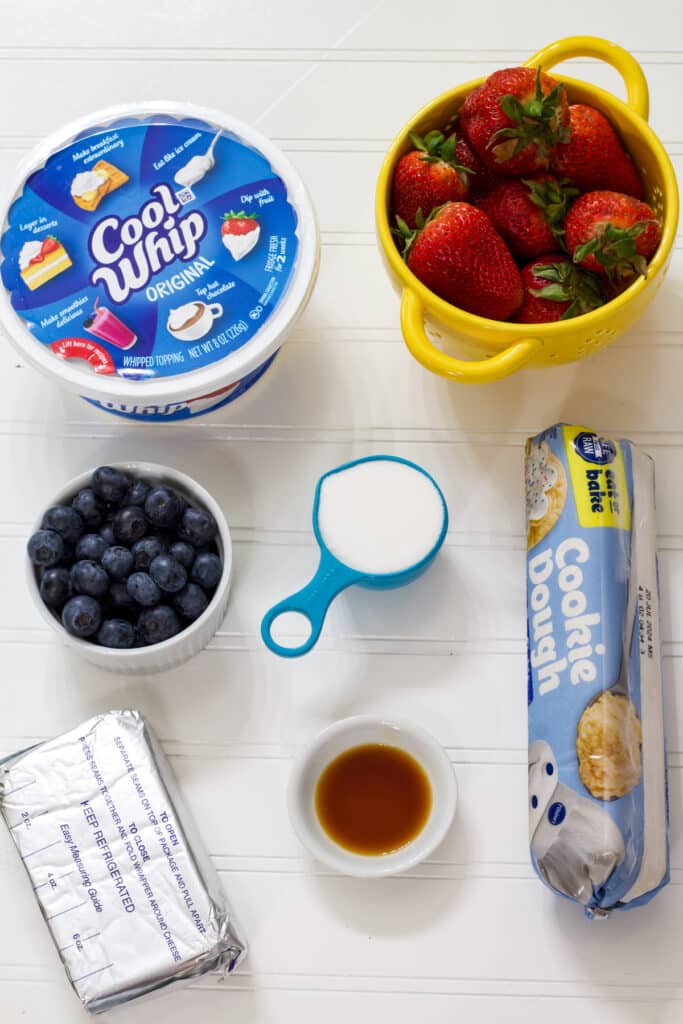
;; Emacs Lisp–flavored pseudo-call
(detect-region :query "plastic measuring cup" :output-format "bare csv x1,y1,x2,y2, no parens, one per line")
261,456,448,658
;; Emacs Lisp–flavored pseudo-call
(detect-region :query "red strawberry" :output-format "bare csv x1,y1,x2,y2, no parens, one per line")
394,202,523,321
391,131,470,228
478,174,578,259
40,235,60,256
565,191,661,278
514,255,605,323
551,104,643,198
453,135,502,199
461,67,570,176
221,210,258,235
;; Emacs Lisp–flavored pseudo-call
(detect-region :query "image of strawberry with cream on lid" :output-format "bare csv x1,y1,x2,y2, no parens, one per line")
221,210,260,260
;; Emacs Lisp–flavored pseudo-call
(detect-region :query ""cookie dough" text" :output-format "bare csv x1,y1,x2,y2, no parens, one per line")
529,538,605,696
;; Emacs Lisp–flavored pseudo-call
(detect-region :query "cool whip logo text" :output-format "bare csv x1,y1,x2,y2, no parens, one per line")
88,184,207,303
529,537,605,696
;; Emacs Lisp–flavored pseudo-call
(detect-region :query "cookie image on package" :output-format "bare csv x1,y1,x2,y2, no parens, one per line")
576,691,643,800
525,439,567,549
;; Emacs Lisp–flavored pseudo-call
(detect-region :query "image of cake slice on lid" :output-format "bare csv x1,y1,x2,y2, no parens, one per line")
19,236,73,291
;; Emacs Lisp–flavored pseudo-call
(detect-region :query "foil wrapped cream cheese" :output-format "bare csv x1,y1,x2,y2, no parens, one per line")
0,710,245,1013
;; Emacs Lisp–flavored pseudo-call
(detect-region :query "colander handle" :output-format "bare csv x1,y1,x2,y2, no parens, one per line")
399,288,540,384
525,36,649,121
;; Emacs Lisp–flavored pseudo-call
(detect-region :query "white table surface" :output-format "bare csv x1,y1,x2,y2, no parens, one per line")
1,1,682,1021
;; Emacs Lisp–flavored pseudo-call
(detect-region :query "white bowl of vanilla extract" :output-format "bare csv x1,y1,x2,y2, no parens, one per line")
287,716,457,877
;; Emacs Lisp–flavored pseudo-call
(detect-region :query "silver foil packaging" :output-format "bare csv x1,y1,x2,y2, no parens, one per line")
0,709,246,1012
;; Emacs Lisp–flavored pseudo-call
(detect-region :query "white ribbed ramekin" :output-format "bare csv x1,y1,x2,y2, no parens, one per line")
26,462,231,674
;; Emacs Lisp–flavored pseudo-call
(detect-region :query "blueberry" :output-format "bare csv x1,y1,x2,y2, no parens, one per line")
137,605,182,644
113,505,147,545
57,541,76,566
76,532,108,562
169,541,195,570
191,552,223,590
62,595,102,638
127,572,161,607
149,554,187,593
99,523,116,547
71,559,110,598
178,506,218,547
42,505,84,545
92,466,130,505
101,545,134,580
27,529,64,568
122,478,151,508
156,529,178,549
39,567,72,610
144,486,183,528
72,488,104,527
174,583,209,621
132,536,166,571
97,618,136,649
107,580,139,618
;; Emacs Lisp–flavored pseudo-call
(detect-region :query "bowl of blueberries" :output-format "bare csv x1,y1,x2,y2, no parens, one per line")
26,463,232,673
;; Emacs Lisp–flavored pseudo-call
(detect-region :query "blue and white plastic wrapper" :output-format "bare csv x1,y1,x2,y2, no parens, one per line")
0,710,246,1012
525,425,668,917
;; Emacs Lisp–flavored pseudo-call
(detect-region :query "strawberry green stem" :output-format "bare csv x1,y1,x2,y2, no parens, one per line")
573,221,652,279
491,66,570,162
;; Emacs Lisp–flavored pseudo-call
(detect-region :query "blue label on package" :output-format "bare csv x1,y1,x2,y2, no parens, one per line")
0,116,299,381
525,424,668,917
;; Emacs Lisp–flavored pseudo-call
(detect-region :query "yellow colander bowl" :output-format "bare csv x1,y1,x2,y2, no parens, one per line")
375,36,679,384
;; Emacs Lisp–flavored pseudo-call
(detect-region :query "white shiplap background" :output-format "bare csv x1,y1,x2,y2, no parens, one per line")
1,2,682,1021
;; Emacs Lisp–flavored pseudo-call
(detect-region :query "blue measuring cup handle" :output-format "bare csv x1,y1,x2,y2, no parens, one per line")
261,550,363,657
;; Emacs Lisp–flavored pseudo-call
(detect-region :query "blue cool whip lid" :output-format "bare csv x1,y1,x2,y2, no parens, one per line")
0,103,318,402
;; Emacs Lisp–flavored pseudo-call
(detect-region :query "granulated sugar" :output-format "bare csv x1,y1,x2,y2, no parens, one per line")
317,459,445,575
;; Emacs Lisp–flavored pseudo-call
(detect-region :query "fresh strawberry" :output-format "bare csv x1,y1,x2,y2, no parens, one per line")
221,210,258,235
391,131,470,228
40,235,60,256
461,67,570,176
394,202,523,321
478,174,578,259
565,191,661,278
551,104,643,198
514,255,605,323
453,135,502,199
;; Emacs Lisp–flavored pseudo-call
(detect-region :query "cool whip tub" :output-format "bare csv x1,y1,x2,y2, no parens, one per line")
0,103,319,421
525,424,668,917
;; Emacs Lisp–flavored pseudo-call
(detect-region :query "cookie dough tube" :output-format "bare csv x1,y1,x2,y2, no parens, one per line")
525,424,668,917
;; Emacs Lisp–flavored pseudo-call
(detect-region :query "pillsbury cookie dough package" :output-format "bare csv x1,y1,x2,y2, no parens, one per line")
525,424,669,917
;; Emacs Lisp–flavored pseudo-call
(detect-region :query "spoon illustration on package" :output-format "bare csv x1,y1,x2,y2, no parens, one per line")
174,129,222,188
261,456,448,657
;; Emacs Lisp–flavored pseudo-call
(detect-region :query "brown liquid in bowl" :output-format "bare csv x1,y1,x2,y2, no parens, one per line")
314,743,432,855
